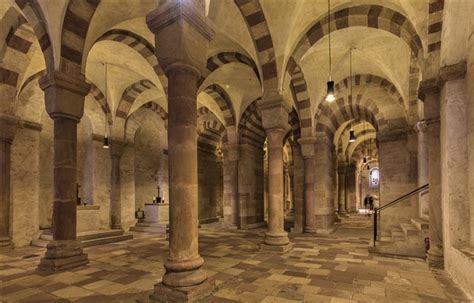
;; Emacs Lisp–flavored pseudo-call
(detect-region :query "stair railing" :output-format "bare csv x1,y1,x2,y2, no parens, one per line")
373,184,429,246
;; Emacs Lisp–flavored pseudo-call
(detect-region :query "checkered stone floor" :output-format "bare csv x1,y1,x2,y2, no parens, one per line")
0,215,471,302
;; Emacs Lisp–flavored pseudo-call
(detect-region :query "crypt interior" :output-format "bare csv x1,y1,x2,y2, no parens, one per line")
1,0,474,302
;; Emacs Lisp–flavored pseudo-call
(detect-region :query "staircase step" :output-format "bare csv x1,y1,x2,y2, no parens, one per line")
130,224,168,233
82,234,133,248
391,229,405,241
400,223,419,237
33,230,133,248
410,218,429,231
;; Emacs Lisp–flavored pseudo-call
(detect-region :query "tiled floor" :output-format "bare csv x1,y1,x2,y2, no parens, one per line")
0,215,471,302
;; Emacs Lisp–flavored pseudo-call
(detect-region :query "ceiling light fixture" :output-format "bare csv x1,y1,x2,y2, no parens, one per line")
349,130,356,142
325,0,335,102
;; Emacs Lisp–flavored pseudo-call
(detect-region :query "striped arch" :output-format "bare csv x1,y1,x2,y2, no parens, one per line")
96,29,167,92
198,106,226,154
141,101,168,122
207,51,260,82
427,0,444,53
238,99,265,148
88,82,112,125
288,107,301,140
335,74,405,109
203,84,236,127
14,1,54,71
116,79,156,119
234,0,278,91
287,4,423,74
344,129,377,161
336,122,376,158
351,139,379,165
60,0,101,74
1,14,36,110
315,98,382,143
288,57,312,137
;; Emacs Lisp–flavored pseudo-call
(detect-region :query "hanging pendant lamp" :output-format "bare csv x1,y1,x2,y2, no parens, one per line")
103,62,110,149
363,156,367,164
325,0,335,102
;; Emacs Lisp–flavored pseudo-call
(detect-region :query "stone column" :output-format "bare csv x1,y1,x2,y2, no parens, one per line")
222,144,239,228
147,1,215,300
0,115,18,249
345,164,356,213
415,121,429,219
110,140,124,230
420,79,443,268
298,137,316,233
290,142,304,233
259,99,292,252
337,163,347,215
38,72,90,271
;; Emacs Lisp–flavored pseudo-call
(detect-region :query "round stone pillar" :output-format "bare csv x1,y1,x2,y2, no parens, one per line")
162,64,208,289
337,163,347,215
110,140,124,230
0,115,17,249
262,128,291,250
38,71,89,271
420,80,443,268
415,121,429,219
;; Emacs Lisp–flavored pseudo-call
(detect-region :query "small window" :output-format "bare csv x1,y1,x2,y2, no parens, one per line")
369,167,380,188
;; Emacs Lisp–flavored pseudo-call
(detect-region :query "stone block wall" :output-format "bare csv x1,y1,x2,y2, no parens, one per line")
378,131,418,234
314,137,335,233
198,149,223,223
238,143,264,228
10,127,40,247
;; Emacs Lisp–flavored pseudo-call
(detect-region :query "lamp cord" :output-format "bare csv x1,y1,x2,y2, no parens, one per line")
328,0,332,80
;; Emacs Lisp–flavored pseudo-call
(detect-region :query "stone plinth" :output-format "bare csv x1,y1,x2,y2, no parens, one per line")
77,205,100,233
144,203,169,223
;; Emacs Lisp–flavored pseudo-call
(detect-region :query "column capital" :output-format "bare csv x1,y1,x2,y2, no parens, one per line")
0,114,19,143
222,143,240,161
258,97,290,132
109,139,126,159
39,71,90,121
297,137,316,158
146,0,214,73
419,61,466,100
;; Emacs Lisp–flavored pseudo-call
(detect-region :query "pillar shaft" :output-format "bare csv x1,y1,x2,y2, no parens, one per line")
0,116,16,242
264,128,289,246
223,144,239,227
337,164,347,215
415,121,429,219
303,157,316,232
421,81,443,268
51,117,78,240
110,141,124,229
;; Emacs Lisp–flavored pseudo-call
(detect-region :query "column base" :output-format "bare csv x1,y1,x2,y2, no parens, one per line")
260,242,294,253
316,226,336,235
426,248,444,269
303,227,317,234
264,231,289,246
0,237,12,251
150,278,215,302
111,224,123,230
290,227,303,233
38,240,88,272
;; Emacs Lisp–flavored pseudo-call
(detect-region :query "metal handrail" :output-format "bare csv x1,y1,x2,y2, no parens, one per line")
373,184,429,246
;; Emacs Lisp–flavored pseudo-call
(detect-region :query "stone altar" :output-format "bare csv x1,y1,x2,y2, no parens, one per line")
144,203,169,223
77,205,101,232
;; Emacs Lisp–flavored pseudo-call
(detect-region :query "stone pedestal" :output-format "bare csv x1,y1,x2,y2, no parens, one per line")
37,71,90,271
144,203,169,223
147,0,215,299
77,205,100,233
0,115,17,248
